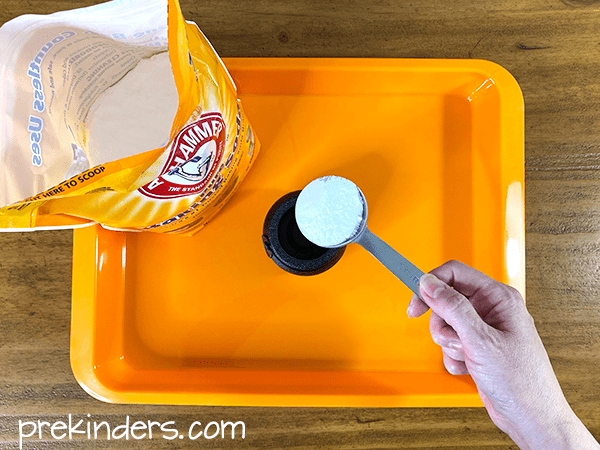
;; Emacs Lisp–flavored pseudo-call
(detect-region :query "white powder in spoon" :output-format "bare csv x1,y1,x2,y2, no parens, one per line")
295,175,365,248
84,51,179,168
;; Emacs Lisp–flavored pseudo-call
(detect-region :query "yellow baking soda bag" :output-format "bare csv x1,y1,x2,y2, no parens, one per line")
0,0,259,235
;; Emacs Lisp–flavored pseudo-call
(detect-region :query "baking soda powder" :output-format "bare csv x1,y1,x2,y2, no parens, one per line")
295,176,364,248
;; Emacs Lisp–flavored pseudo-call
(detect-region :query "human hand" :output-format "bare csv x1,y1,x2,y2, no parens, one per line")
406,260,599,450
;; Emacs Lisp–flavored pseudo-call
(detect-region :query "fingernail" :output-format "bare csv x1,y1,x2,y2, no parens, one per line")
406,304,414,318
420,273,445,297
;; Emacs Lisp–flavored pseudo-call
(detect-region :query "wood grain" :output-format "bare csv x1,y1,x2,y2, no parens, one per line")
1,0,600,448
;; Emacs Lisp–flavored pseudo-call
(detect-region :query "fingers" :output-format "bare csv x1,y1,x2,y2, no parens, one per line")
442,350,468,375
431,311,466,363
430,260,496,299
409,260,527,340
430,311,460,348
407,260,498,319
419,273,488,342
407,294,429,318
435,261,528,333
441,344,465,362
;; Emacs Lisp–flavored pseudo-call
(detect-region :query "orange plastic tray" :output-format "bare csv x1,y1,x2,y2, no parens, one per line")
71,58,524,407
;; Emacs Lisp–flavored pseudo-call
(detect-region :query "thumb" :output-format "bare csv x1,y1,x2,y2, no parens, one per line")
419,273,487,342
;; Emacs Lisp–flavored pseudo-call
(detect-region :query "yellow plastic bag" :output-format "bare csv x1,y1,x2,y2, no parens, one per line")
0,0,258,235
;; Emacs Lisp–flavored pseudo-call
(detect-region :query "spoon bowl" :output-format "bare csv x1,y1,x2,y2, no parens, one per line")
296,176,424,297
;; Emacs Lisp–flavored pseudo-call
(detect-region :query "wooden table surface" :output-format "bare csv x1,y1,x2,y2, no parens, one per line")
2,0,600,448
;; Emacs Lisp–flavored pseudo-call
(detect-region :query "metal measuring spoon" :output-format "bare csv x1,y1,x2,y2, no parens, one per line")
295,176,424,297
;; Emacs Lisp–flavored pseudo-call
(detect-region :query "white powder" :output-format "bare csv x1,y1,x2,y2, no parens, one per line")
83,51,179,168
64,143,90,180
295,176,364,248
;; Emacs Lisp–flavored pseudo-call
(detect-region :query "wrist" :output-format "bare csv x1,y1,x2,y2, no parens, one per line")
510,401,599,450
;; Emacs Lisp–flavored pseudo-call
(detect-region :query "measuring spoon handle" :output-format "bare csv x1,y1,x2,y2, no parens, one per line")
357,227,424,297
